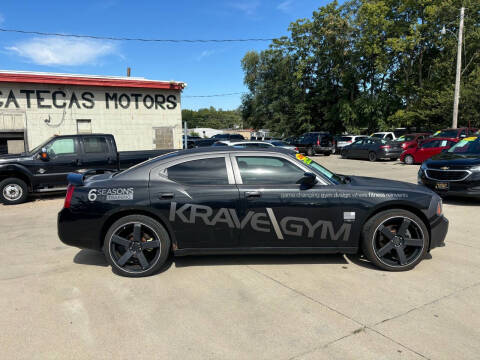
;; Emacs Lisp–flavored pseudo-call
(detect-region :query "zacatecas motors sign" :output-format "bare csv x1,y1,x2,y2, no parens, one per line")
0,89,178,110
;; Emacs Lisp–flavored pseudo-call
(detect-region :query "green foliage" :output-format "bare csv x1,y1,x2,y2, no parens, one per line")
241,0,480,135
182,107,243,130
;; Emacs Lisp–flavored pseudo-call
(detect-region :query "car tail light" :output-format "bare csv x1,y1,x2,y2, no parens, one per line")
380,145,390,149
64,184,75,208
317,139,320,145
436,201,442,216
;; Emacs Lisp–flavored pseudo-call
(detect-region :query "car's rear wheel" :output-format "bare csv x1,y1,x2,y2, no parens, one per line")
404,155,414,165
0,178,28,205
361,209,429,271
103,215,170,277
341,150,348,159
307,147,315,156
368,152,377,162
324,151,331,156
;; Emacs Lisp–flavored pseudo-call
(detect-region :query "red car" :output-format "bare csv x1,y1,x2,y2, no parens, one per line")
431,127,478,140
400,137,458,164
395,133,431,151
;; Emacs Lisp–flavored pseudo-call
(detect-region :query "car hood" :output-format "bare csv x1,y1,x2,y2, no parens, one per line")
427,152,480,166
348,175,431,193
0,153,32,163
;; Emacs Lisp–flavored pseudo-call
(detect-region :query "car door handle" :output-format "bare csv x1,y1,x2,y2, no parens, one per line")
245,191,261,198
158,193,174,199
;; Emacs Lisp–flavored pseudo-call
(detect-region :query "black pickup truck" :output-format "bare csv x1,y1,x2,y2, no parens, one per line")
0,134,173,204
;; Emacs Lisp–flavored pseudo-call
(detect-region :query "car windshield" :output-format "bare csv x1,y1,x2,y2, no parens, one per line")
447,137,480,154
271,141,287,146
292,153,342,184
395,135,415,142
28,138,53,154
433,130,458,138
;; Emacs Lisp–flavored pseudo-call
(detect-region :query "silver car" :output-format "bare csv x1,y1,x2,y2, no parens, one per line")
336,135,368,150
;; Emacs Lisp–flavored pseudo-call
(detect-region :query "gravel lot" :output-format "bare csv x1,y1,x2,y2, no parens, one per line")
1,156,479,360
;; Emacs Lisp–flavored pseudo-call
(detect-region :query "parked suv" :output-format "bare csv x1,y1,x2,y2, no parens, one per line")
432,128,478,140
211,133,245,140
294,132,334,156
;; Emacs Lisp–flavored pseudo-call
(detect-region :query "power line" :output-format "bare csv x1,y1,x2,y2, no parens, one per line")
183,92,245,98
0,28,275,43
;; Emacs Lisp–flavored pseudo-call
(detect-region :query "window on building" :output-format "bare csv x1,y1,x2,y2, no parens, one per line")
77,119,92,134
83,137,109,154
167,157,229,185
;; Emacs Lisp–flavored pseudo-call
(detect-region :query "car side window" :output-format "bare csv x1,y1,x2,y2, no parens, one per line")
45,138,75,157
83,137,109,154
236,156,305,185
166,157,229,185
385,134,393,140
422,140,439,148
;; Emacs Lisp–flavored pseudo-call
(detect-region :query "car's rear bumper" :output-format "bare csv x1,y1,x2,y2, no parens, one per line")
58,208,103,251
378,149,403,159
429,215,448,250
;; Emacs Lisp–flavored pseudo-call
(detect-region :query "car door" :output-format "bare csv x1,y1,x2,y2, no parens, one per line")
80,136,117,171
417,140,440,162
33,137,84,188
348,139,365,158
231,153,348,249
149,154,241,249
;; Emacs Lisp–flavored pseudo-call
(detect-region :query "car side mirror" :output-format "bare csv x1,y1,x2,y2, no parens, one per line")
39,147,49,161
299,172,317,188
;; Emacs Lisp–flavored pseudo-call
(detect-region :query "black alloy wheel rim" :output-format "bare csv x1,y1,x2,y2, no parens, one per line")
109,222,161,273
373,216,425,267
369,152,376,161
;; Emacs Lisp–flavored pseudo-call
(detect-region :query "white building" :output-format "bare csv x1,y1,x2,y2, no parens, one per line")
0,70,186,154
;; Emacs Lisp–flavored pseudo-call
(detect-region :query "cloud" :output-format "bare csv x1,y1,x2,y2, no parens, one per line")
277,0,293,13
6,37,117,66
230,1,260,17
196,50,216,61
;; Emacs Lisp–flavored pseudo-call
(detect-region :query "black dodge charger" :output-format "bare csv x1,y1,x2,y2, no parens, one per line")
58,147,448,277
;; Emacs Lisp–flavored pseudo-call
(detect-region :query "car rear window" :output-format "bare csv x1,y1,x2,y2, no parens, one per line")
433,130,458,138
339,136,352,141
167,157,229,185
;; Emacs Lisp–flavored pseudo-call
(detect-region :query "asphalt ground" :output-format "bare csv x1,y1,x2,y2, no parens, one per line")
1,156,479,360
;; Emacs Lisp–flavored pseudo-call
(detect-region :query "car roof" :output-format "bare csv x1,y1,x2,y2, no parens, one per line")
168,146,292,156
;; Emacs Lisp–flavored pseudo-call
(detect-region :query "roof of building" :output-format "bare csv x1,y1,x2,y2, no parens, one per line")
0,70,186,90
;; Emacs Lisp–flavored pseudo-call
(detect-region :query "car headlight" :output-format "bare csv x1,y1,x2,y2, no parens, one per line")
420,162,428,171
470,165,480,172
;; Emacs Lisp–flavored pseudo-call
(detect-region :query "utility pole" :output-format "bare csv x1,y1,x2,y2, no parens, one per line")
452,7,465,129
184,121,188,149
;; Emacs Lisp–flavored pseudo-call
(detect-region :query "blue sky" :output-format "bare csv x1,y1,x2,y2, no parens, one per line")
0,1,332,110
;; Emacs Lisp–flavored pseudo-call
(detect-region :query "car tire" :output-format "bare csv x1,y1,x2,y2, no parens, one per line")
103,215,171,277
368,152,377,162
307,147,315,156
341,150,348,159
361,209,429,271
0,177,28,205
324,152,331,156
404,155,414,165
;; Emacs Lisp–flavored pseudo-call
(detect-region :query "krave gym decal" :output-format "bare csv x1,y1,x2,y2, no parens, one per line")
169,202,352,241
0,89,177,110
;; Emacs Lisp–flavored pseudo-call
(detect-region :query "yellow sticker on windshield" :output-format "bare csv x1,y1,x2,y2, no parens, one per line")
296,153,312,165
463,137,477,141
433,131,441,136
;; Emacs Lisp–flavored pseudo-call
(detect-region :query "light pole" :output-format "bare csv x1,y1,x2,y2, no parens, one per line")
442,7,465,129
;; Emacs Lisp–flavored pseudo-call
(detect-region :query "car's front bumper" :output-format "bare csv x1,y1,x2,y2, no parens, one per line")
418,170,480,198
429,215,448,250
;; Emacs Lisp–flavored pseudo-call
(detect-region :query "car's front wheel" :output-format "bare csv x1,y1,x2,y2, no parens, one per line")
368,152,377,162
103,215,171,277
307,147,315,156
361,209,429,271
404,155,414,165
0,177,28,205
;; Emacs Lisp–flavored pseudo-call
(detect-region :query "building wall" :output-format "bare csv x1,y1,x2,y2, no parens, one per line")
0,83,183,151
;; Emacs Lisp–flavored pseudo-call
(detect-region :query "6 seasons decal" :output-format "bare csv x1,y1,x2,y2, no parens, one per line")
0,89,178,110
